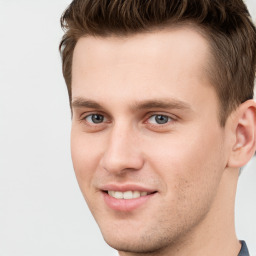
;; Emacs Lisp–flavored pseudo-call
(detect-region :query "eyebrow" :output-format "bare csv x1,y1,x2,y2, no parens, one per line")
72,98,104,110
132,99,191,111
71,97,192,112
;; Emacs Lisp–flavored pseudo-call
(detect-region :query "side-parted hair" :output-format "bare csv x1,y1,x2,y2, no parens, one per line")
59,0,256,126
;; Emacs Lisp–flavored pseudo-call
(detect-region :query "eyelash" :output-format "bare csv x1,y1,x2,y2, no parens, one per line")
145,114,173,126
80,112,176,130
83,113,108,124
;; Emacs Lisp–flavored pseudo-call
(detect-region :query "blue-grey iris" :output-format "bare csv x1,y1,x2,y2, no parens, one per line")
155,115,169,124
92,114,104,123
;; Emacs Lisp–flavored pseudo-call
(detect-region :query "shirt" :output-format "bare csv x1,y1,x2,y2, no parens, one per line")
238,241,250,256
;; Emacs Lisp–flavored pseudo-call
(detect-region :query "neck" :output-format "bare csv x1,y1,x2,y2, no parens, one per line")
118,168,241,256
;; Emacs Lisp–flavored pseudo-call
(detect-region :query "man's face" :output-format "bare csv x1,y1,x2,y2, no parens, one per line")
71,27,230,253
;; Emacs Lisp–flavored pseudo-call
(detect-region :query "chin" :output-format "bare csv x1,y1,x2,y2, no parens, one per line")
100,228,174,254
104,238,162,254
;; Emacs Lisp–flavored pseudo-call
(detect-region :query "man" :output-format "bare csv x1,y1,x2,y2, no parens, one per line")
59,0,256,255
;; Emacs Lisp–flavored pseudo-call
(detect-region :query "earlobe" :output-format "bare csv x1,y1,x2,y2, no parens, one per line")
227,100,256,168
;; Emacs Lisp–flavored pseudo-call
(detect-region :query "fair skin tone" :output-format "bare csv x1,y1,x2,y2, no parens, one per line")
70,27,256,256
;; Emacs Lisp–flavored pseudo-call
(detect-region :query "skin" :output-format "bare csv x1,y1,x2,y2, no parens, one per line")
70,27,256,256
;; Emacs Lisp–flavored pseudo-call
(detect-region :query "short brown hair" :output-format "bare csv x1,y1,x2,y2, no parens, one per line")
59,0,256,126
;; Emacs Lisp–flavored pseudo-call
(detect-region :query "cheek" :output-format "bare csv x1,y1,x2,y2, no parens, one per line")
142,127,226,227
70,128,103,186
144,125,225,194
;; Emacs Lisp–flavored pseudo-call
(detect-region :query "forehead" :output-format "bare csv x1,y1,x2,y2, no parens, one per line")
74,25,208,64
72,26,211,77
71,27,215,112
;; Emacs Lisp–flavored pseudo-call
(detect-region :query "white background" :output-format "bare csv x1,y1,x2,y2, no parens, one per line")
0,1,255,255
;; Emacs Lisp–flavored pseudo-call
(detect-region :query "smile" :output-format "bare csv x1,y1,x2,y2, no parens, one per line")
107,190,151,199
102,189,157,211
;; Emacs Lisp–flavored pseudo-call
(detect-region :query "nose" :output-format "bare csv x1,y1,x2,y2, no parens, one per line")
100,124,144,175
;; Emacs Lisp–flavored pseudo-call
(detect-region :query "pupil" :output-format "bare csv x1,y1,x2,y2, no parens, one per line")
92,114,103,123
155,115,168,124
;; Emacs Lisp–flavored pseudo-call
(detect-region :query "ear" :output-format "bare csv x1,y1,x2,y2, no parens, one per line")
227,99,256,168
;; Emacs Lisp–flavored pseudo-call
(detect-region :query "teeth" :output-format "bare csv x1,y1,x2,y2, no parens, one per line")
133,191,140,198
108,191,115,197
114,191,123,199
123,191,133,199
108,190,149,199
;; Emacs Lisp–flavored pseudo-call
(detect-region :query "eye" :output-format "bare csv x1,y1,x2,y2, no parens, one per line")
147,114,172,125
85,114,105,124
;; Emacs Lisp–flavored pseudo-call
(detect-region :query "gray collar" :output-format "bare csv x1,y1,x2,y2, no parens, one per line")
238,241,250,256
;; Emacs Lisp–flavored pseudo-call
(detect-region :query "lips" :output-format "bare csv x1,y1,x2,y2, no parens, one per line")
107,190,151,199
100,184,157,211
